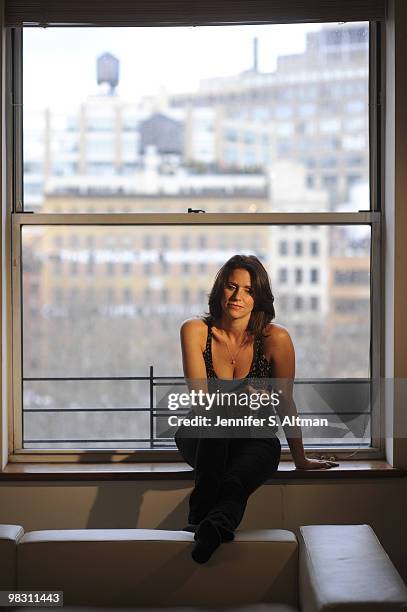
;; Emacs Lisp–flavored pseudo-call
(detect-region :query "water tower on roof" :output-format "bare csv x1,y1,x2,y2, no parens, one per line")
97,53,119,94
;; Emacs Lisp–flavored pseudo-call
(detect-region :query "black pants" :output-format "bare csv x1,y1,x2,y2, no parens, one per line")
175,434,281,541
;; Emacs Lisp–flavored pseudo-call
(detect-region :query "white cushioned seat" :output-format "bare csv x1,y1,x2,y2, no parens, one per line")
17,528,299,608
5,523,406,611
0,524,24,590
298,524,407,612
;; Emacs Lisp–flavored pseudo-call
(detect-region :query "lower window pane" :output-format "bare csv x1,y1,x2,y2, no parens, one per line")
21,224,371,450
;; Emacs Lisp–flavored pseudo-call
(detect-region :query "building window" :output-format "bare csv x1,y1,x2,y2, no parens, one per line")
294,241,303,256
279,240,288,255
87,256,95,276
334,298,369,313
51,255,62,275
310,296,319,311
294,296,304,310
278,268,288,283
181,235,190,250
123,262,132,275
198,289,207,304
160,256,169,274
198,235,207,249
310,241,319,255
143,235,152,249
311,269,319,283
160,235,170,249
278,295,288,310
335,269,370,285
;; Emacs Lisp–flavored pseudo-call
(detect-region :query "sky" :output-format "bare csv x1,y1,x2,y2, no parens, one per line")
23,23,326,110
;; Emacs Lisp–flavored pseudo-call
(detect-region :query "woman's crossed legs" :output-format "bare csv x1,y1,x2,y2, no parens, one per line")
175,435,281,561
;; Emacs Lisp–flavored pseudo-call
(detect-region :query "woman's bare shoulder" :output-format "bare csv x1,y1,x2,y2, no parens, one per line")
262,324,295,375
262,322,293,346
180,318,208,341
180,317,207,332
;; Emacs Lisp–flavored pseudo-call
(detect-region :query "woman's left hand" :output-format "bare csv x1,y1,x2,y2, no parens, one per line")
295,457,339,470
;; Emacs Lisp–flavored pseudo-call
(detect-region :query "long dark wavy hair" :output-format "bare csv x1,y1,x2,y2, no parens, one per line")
203,254,275,339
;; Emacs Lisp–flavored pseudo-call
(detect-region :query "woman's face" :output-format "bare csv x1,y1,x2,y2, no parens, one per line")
221,268,255,320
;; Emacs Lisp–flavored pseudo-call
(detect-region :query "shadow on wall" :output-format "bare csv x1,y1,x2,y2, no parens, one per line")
78,453,192,530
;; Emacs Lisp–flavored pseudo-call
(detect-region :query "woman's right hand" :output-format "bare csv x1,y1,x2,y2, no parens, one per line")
240,383,271,398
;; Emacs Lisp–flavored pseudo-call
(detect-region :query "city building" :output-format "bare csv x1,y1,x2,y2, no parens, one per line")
170,22,369,209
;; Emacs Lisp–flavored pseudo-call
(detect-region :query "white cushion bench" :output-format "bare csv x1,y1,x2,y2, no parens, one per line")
0,523,406,611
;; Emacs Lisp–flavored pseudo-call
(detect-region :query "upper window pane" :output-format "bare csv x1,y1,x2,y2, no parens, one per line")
23,22,369,213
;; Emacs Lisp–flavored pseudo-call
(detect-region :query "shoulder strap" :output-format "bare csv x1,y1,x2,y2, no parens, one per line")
254,335,264,362
204,321,212,351
206,322,212,347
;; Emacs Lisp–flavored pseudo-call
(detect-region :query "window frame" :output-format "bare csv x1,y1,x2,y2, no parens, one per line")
5,20,384,463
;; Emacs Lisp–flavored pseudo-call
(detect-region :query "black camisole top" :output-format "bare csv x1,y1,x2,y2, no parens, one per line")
202,322,272,380
200,322,279,438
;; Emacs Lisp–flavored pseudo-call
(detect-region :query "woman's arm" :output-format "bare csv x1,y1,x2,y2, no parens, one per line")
267,326,338,470
180,319,209,396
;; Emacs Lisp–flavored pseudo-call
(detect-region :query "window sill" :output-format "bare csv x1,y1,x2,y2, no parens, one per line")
0,460,404,481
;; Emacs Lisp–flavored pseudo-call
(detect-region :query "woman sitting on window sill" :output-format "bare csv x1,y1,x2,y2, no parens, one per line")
175,254,338,564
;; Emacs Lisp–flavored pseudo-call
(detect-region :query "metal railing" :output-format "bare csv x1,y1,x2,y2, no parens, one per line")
22,368,374,449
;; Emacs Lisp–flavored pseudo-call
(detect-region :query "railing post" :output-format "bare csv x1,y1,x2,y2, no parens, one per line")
149,365,154,449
